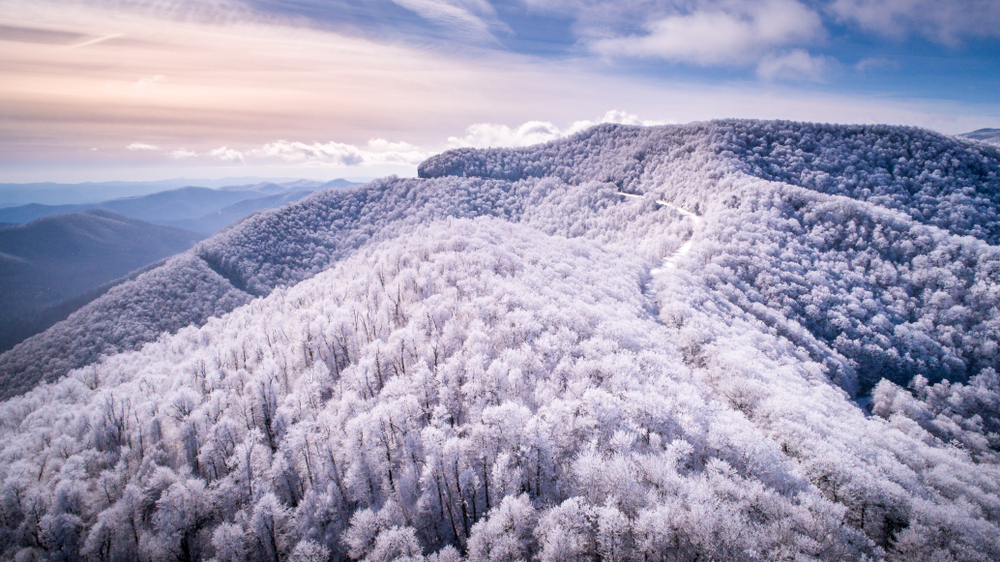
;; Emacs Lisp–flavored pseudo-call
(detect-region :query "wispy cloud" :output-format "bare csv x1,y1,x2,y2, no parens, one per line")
854,57,899,73
448,110,666,148
830,0,1000,43
757,50,836,82
389,0,507,43
65,33,123,49
169,149,198,159
209,147,245,162
1,0,998,183
367,139,419,151
126,142,158,151
253,139,429,166
592,0,823,66
128,74,166,96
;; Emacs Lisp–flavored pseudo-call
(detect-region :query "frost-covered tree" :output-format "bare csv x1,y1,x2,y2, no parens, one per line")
1,120,999,561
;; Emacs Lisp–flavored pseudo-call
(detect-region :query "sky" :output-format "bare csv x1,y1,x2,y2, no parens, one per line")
1,0,998,183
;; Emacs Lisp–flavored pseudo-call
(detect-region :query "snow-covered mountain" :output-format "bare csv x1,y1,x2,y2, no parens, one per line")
958,128,1000,146
0,121,998,562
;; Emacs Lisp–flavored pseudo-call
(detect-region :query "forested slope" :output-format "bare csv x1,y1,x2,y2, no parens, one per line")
0,171,685,395
0,217,997,562
0,210,204,354
422,121,1000,390
0,120,999,561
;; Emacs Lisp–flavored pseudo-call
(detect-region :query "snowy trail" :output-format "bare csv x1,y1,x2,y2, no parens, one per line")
618,192,703,272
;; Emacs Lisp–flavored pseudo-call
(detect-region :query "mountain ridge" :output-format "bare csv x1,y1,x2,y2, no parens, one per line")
0,177,366,207
0,209,204,354
3,120,998,398
0,119,999,561
0,180,360,232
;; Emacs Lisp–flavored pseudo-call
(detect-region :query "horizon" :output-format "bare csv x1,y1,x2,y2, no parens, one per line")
2,0,999,184
0,175,378,187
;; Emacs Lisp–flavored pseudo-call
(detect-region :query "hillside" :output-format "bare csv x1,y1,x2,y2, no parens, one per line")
0,210,204,353
0,184,326,228
959,128,1000,146
161,189,318,234
0,179,359,231
0,177,336,208
0,121,998,561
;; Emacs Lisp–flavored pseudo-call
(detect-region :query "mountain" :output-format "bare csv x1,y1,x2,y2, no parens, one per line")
0,179,358,233
161,190,318,234
0,187,262,224
0,121,998,562
0,209,203,354
0,177,307,208
959,128,1000,146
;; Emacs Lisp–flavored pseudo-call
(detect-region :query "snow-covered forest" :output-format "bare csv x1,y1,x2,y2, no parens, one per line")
1,120,999,561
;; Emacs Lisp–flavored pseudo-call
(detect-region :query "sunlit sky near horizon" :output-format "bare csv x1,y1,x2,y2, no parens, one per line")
1,0,998,183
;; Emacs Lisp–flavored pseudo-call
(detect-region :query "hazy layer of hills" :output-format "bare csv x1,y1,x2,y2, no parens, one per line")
0,179,359,234
0,179,359,355
959,128,1000,146
0,121,998,562
0,210,204,354
0,177,365,208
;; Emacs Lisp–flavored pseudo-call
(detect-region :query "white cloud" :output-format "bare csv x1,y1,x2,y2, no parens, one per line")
210,147,245,162
448,110,667,149
368,138,418,151
854,57,899,73
253,140,429,166
66,33,123,50
169,149,198,159
129,74,167,95
830,0,1000,43
591,0,823,65
565,110,669,135
757,50,834,82
448,121,562,149
389,0,507,42
126,142,158,151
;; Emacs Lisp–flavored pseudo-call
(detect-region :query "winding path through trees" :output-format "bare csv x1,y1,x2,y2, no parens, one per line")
617,192,702,271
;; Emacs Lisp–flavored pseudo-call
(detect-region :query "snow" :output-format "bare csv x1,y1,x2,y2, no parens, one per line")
618,192,703,273
2,120,999,562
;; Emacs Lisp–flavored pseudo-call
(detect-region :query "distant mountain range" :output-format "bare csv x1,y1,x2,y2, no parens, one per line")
0,178,361,352
0,176,369,207
958,128,1000,145
0,209,204,353
0,178,360,233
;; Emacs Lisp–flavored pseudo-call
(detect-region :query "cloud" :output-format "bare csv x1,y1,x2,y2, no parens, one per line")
66,33,124,49
590,0,823,65
367,138,418,151
389,0,507,42
129,74,167,95
567,109,669,132
854,57,899,73
252,140,429,166
145,139,428,167
0,24,86,45
448,110,667,148
169,149,198,159
126,142,158,151
757,50,835,82
209,147,245,162
448,121,562,149
830,0,1000,43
